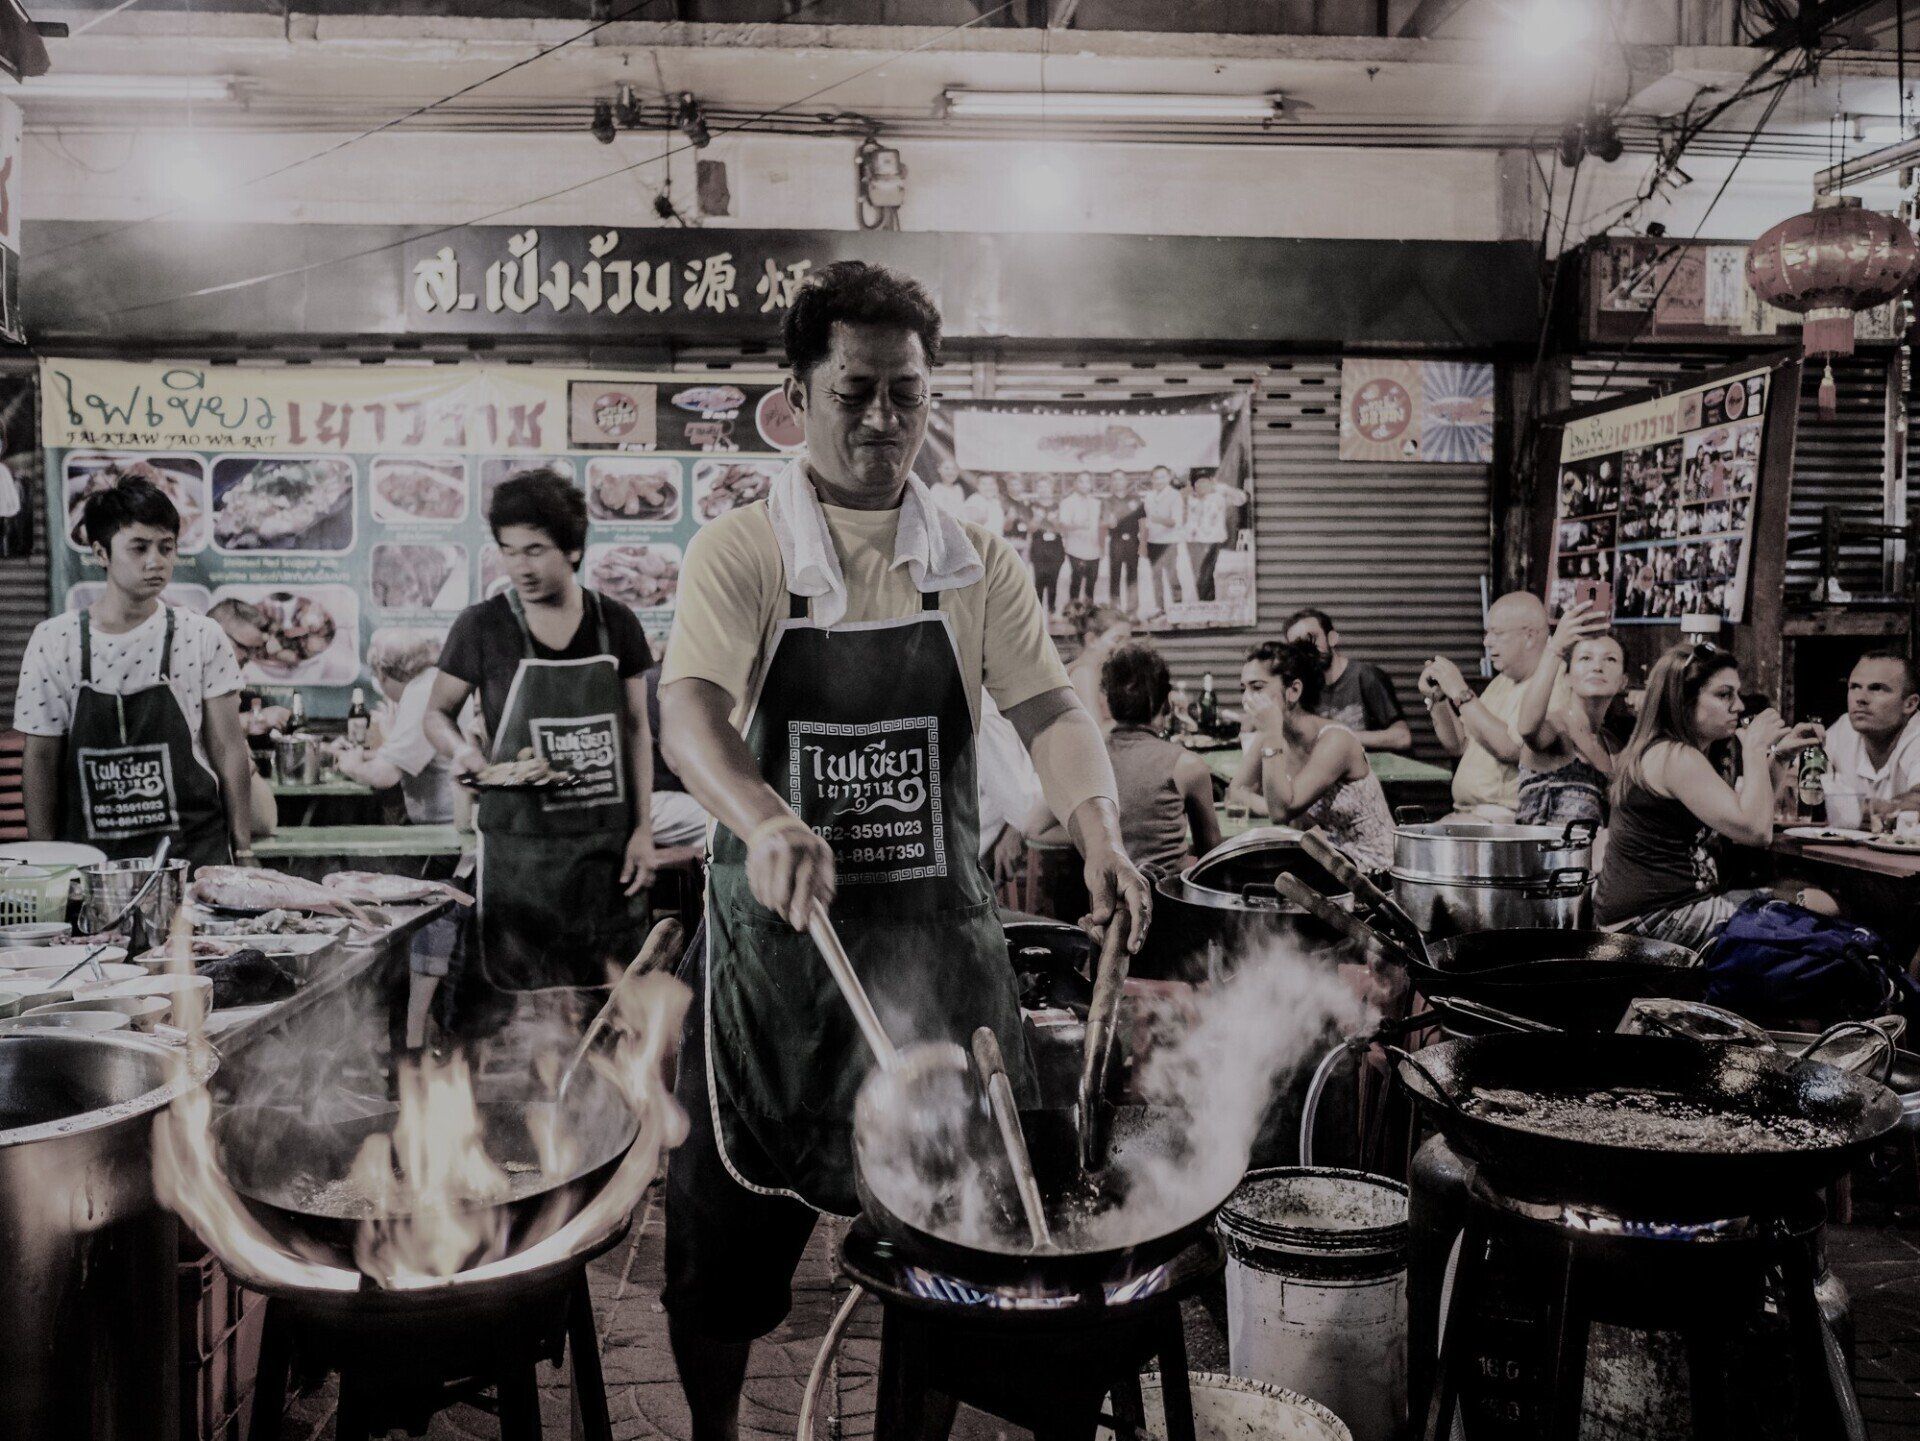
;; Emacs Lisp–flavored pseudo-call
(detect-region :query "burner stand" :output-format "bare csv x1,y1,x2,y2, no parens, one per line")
839,1222,1223,1441
246,1235,619,1441
1427,1173,1860,1441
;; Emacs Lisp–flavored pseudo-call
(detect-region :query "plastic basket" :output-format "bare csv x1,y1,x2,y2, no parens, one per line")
0,866,72,926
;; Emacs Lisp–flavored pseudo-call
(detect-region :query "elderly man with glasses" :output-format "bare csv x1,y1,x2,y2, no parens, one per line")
1420,591,1564,824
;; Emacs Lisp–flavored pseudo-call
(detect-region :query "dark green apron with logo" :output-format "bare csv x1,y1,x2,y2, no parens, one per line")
59,607,231,868
476,589,643,992
705,589,1033,1217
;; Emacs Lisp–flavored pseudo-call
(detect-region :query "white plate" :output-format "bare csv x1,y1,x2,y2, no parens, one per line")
0,944,128,971
1864,834,1920,854
0,842,108,869
1782,827,1873,843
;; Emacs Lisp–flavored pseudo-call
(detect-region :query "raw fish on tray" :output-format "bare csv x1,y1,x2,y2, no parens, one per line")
322,872,473,907
190,867,379,926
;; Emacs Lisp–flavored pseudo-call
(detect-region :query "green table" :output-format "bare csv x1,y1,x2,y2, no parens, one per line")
1199,746,1451,787
255,824,471,860
270,779,373,799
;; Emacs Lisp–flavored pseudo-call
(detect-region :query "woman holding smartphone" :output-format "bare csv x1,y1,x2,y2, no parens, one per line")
1514,599,1626,827
1595,641,1829,949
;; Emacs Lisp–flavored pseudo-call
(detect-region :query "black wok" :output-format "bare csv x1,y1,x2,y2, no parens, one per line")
853,1101,1239,1289
1418,929,1709,1032
1395,1032,1904,1215
211,1062,639,1273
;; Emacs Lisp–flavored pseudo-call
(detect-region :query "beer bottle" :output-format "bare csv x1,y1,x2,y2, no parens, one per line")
346,688,370,748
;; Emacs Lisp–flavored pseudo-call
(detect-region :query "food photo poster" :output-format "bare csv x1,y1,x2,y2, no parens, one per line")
1545,365,1771,626
42,360,801,705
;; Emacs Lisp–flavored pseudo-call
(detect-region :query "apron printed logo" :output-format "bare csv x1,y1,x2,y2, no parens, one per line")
529,713,625,812
788,716,947,884
77,744,179,839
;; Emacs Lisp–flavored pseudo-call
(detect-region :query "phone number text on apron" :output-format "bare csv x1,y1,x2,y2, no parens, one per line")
787,715,947,884
76,744,179,839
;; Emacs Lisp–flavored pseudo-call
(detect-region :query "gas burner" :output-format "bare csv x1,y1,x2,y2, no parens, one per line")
838,1222,1221,1441
1468,1169,1775,1242
247,1230,622,1441
840,1220,1218,1315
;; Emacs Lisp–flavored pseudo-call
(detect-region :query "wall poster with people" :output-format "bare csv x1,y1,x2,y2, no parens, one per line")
40,358,797,705
1546,364,1774,626
915,393,1255,634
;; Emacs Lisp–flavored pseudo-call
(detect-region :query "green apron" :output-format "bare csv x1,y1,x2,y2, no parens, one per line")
59,607,231,869
706,588,1034,1217
476,588,644,992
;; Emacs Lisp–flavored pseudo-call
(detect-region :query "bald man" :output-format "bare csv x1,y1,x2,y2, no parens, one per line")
1419,592,1562,823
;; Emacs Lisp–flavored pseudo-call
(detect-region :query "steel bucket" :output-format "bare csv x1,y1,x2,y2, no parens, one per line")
81,858,190,939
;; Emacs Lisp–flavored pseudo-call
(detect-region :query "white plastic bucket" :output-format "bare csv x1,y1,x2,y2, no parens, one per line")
1104,1371,1353,1441
1218,1166,1408,1441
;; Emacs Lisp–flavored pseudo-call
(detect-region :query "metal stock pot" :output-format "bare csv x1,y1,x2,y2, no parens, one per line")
1139,830,1353,979
1390,821,1596,936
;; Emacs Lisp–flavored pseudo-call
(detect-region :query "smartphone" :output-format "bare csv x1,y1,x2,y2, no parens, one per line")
1572,577,1613,621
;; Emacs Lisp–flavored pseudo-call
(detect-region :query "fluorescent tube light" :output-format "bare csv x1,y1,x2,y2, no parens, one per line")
940,89,1282,122
1817,135,1920,194
14,73,240,102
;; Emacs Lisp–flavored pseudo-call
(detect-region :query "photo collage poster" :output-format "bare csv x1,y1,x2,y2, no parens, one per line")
916,393,1256,634
1548,366,1772,626
41,360,799,707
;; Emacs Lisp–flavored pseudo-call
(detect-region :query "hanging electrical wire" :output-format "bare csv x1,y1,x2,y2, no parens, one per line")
86,0,1020,323
30,0,852,269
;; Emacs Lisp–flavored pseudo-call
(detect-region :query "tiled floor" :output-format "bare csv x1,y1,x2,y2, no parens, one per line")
277,1193,1920,1440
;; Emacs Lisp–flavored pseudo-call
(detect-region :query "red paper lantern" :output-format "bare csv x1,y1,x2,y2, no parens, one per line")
1746,195,1920,414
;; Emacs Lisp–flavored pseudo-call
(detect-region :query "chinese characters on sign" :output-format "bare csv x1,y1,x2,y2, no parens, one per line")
409,228,817,323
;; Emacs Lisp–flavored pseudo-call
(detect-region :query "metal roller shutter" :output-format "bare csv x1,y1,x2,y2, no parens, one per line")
1569,352,1893,599
0,547,44,730
680,349,1493,762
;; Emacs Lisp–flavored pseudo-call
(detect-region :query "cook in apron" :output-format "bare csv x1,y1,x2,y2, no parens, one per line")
476,588,645,995
59,607,232,869
705,589,1034,1217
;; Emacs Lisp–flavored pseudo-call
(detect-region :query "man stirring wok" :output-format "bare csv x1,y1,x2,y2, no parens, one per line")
658,261,1152,1436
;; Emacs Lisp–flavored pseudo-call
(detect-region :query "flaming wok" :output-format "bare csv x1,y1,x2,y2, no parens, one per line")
210,1062,639,1273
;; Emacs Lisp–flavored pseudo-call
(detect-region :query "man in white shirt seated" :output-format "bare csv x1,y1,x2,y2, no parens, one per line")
1824,650,1920,828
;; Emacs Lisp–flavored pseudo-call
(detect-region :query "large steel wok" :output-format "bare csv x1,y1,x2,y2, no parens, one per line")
853,1096,1238,1287
1394,1032,1903,1215
211,1061,639,1272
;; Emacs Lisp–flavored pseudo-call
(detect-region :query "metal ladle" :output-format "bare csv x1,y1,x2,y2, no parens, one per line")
809,901,1053,1249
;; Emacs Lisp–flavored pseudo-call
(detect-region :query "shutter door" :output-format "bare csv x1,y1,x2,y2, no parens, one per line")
1569,352,1892,599
675,350,1493,763
0,547,44,730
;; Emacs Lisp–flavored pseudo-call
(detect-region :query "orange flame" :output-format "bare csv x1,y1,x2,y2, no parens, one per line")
152,911,690,1294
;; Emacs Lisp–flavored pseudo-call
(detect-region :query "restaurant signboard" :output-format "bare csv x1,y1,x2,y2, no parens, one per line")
1546,364,1774,625
42,357,792,706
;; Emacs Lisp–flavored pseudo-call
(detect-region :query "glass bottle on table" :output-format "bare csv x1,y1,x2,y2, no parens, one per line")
346,688,370,748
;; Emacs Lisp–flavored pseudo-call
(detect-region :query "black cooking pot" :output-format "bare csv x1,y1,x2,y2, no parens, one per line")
1420,929,1709,1035
1137,831,1353,980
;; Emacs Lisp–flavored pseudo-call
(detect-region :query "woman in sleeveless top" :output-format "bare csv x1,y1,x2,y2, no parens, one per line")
1514,599,1627,827
1099,643,1220,876
1595,641,1828,950
1227,639,1395,871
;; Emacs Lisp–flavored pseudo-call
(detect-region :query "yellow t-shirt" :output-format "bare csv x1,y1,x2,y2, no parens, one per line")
1449,671,1568,815
662,500,1070,729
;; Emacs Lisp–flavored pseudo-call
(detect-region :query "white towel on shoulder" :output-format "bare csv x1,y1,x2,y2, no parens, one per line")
765,454,985,628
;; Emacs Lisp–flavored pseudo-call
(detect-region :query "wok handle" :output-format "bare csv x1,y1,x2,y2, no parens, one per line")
1301,828,1427,955
1428,994,1560,1035
809,902,901,1072
1386,1043,1465,1116
1077,920,1132,1174
1797,1019,1899,1085
972,1027,1052,1250
1270,873,1417,969
556,918,685,1106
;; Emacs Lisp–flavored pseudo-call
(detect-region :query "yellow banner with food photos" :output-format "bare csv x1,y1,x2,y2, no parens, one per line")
42,358,798,706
